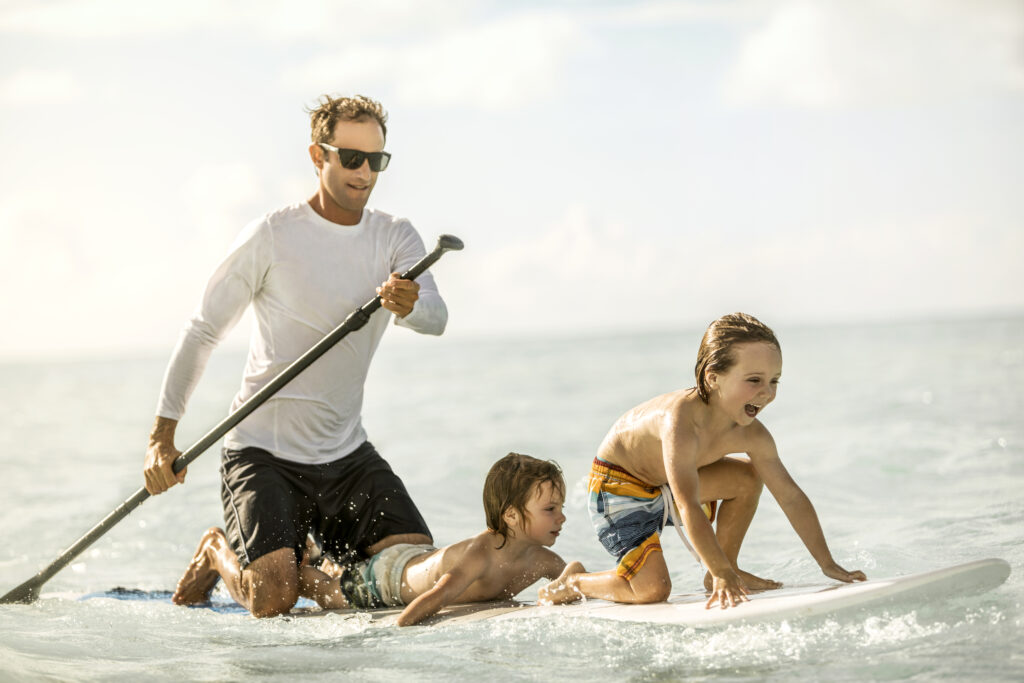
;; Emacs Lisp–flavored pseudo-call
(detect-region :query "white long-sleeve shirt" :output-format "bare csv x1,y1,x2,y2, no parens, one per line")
156,202,447,464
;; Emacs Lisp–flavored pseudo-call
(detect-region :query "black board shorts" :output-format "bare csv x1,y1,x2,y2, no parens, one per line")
220,441,431,568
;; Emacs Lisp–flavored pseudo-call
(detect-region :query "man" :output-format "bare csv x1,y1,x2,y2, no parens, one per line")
144,95,447,618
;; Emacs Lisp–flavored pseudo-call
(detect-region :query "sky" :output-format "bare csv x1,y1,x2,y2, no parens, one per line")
0,0,1022,359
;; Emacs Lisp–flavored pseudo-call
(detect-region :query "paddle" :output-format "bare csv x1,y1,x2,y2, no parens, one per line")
0,234,464,604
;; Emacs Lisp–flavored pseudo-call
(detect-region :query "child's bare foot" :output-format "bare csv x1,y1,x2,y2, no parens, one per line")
299,565,348,610
703,568,782,592
172,527,226,605
538,561,586,605
737,569,782,591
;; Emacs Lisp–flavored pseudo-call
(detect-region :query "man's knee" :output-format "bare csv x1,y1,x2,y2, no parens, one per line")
243,549,300,618
250,590,298,618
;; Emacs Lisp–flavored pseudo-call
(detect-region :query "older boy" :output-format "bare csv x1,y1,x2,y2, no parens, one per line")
540,313,865,609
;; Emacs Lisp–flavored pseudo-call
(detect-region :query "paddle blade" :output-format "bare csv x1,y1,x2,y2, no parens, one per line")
0,575,42,604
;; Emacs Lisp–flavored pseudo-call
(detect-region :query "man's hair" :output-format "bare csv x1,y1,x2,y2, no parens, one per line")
307,94,388,144
694,312,780,403
483,453,565,546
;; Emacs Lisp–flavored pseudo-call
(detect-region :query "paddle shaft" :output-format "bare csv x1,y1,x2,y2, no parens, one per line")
0,235,463,604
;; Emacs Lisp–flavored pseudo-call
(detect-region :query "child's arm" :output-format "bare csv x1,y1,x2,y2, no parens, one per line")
748,426,866,583
535,548,568,580
664,431,749,608
396,550,488,627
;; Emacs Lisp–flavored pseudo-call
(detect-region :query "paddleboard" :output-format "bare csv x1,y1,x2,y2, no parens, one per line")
295,557,1010,627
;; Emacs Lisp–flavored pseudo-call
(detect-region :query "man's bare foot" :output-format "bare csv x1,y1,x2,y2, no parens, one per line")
172,527,226,605
538,561,586,605
703,568,782,592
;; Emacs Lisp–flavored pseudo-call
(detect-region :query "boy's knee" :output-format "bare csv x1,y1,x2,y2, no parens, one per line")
634,581,671,604
738,460,764,496
629,572,671,603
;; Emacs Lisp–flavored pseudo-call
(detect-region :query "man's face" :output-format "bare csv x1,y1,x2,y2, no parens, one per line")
313,117,386,223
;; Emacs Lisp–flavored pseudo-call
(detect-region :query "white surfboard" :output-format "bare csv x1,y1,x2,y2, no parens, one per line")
297,557,1010,628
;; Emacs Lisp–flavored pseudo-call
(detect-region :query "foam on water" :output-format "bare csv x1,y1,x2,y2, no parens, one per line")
1,317,1022,681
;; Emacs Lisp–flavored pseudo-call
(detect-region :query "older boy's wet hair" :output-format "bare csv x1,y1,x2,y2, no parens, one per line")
694,312,780,403
308,94,388,143
483,453,565,547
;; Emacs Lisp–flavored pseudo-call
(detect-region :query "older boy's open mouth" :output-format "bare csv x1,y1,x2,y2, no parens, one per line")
745,404,761,417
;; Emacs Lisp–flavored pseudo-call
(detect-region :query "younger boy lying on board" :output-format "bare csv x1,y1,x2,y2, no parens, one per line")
174,453,569,626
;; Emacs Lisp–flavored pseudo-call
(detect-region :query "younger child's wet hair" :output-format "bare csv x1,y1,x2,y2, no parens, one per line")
483,453,565,546
695,312,780,403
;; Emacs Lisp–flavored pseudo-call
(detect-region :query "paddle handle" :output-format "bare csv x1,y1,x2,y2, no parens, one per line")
0,234,463,604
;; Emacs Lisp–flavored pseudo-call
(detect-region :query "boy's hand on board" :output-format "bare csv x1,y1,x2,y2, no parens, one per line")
822,562,867,583
705,569,750,610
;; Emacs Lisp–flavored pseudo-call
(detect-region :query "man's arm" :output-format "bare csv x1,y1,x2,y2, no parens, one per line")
144,219,267,494
748,426,866,583
387,222,447,335
663,422,749,608
396,549,488,627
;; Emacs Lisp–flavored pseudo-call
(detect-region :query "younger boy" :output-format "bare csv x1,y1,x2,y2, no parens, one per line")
174,452,569,626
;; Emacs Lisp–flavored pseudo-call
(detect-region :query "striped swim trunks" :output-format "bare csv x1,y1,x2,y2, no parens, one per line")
588,457,716,580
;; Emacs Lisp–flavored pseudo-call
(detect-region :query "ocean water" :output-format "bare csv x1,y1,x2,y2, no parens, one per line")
0,316,1021,681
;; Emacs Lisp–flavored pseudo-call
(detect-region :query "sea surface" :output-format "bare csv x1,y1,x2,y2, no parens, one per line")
0,316,1021,681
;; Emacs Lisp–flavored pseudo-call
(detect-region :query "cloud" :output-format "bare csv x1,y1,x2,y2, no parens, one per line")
283,11,591,109
0,0,472,39
180,162,266,255
0,166,266,358
439,204,715,337
0,68,82,104
0,188,147,357
590,0,767,26
1,1,588,110
692,211,1024,322
723,0,1024,108
438,202,1024,340
0,0,213,37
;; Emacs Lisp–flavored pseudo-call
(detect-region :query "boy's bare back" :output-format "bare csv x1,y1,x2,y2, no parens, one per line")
598,388,772,486
392,469,568,625
402,531,563,604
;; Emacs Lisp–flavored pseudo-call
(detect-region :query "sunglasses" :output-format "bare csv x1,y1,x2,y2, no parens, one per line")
318,143,391,172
